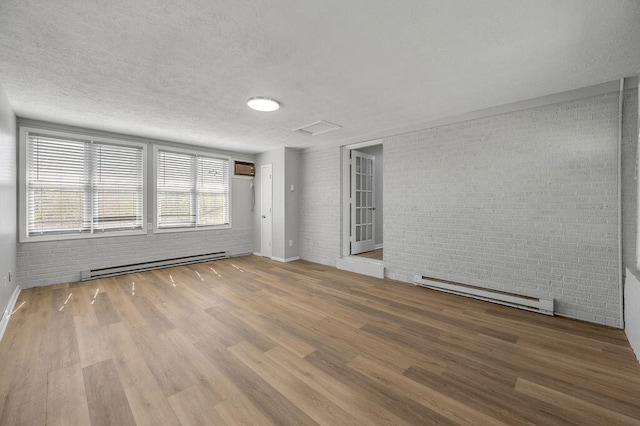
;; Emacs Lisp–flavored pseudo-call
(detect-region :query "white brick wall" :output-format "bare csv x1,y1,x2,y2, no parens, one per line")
299,148,341,266
384,92,622,326
622,86,639,359
15,126,257,289
17,228,253,288
622,88,638,272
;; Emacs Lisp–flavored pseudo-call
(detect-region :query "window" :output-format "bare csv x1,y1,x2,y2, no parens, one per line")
23,129,145,239
157,149,230,229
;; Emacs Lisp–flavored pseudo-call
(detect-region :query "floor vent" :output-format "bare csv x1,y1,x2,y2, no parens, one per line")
81,251,229,281
414,275,554,316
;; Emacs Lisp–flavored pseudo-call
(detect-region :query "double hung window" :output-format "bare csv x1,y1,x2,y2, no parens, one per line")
21,126,233,241
23,129,145,239
156,149,230,229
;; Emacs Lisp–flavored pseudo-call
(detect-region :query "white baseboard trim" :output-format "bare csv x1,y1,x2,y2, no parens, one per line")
374,244,384,249
0,285,21,343
230,252,254,258
336,256,384,278
271,256,301,263
253,252,262,257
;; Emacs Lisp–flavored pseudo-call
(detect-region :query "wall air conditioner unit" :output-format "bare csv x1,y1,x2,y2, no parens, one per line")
234,161,255,176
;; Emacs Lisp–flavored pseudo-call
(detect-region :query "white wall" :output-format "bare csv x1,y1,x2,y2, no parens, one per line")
623,85,640,360
626,270,640,361
299,148,341,266
358,144,383,246
254,149,284,258
284,148,300,260
299,88,634,327
16,124,255,288
232,177,255,231
254,147,301,261
0,83,18,320
384,92,622,326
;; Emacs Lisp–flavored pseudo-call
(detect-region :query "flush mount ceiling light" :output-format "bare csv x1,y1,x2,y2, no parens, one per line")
247,97,280,112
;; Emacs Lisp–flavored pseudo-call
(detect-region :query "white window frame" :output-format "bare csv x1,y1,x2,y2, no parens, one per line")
153,145,232,233
19,126,148,242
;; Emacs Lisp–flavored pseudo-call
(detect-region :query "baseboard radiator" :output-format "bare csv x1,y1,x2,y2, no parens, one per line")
414,275,554,316
81,251,229,281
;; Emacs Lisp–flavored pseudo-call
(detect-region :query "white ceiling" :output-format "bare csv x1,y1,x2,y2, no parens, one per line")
0,1,639,154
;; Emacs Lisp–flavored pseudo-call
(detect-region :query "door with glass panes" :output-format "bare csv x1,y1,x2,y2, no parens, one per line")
351,151,375,254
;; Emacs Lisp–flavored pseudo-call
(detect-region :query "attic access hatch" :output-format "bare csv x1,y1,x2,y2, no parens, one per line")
293,120,342,136
234,161,255,176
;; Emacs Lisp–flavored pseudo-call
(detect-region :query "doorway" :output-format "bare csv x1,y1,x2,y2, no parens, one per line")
354,144,383,260
341,141,383,261
351,150,376,255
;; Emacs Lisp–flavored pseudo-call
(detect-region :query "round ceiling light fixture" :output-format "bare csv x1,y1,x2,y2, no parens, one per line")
247,96,280,112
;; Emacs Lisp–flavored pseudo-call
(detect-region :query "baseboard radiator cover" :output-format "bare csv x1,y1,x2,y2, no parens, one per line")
81,251,229,281
414,275,554,316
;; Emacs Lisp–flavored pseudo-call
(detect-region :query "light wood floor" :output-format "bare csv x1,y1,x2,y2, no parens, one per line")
1,256,640,425
355,248,383,261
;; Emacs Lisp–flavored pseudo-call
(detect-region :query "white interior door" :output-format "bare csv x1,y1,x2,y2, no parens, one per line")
261,164,273,258
351,151,375,254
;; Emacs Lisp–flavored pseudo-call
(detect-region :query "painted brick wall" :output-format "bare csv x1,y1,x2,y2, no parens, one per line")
622,86,639,359
16,127,256,289
17,228,253,288
384,92,621,326
299,148,341,266
622,88,638,272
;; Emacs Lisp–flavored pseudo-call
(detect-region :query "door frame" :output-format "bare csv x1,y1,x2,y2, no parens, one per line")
261,164,273,258
341,139,383,258
350,150,376,254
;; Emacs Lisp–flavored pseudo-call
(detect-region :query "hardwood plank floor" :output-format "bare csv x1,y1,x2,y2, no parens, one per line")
355,248,383,260
1,255,640,425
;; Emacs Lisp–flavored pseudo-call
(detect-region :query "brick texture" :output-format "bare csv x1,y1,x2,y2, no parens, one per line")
384,92,622,326
622,88,638,272
299,148,341,266
17,228,253,288
622,86,639,356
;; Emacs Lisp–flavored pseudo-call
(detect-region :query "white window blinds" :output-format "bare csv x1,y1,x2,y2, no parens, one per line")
157,150,229,228
92,143,144,231
27,133,144,236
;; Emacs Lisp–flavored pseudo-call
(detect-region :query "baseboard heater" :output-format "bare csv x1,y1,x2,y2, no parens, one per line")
414,275,554,316
81,251,229,281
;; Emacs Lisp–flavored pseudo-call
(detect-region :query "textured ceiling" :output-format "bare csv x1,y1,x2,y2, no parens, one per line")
0,0,639,154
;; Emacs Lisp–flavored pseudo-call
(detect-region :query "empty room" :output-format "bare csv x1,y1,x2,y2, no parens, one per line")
1,1,640,425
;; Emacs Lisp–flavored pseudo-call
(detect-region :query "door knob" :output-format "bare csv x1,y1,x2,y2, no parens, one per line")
262,215,266,218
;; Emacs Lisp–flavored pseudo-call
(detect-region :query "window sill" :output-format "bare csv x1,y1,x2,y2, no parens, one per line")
20,228,148,243
153,224,232,234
